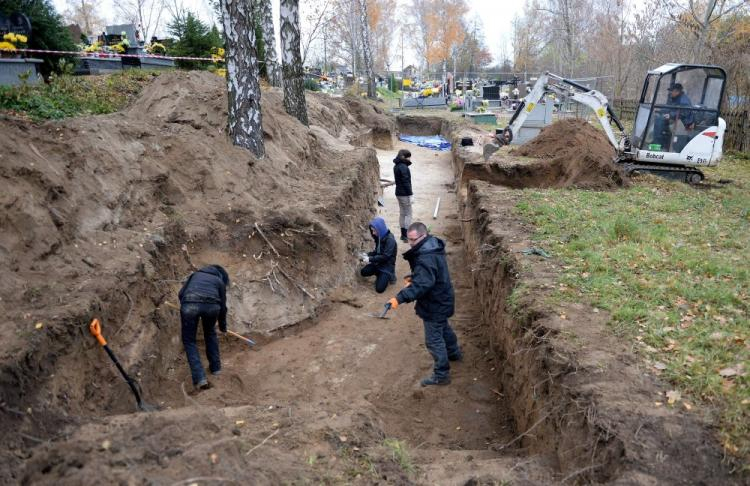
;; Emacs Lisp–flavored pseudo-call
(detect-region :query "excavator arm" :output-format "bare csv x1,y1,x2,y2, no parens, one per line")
499,72,627,152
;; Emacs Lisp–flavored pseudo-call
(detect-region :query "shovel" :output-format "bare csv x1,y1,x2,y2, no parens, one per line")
226,329,256,347
89,318,156,412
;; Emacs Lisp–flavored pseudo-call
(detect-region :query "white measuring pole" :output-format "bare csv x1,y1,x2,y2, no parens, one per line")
433,197,441,219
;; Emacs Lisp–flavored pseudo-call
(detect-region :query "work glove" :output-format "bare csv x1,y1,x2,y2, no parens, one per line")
358,252,369,264
387,297,399,309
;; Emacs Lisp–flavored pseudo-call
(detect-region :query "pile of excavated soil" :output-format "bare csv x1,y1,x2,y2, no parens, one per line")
509,119,628,189
0,71,392,483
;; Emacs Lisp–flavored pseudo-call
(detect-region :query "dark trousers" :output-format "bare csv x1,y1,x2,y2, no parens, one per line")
360,264,391,294
423,319,461,381
180,302,221,385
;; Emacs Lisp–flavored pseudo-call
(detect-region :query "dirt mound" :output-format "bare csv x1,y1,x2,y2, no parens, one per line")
0,71,385,483
509,118,627,189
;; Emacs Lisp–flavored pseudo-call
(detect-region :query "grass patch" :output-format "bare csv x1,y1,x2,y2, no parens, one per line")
376,86,401,101
0,70,161,121
514,155,750,467
382,438,414,473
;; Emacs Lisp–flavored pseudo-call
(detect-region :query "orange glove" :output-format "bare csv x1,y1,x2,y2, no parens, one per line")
388,297,399,309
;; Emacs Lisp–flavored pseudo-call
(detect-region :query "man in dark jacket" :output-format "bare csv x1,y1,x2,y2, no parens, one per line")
654,83,695,149
178,265,229,389
393,149,414,242
386,222,462,386
360,217,397,293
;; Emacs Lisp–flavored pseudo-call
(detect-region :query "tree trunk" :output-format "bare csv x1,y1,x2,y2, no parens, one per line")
692,0,717,62
220,0,265,157
358,0,376,98
258,0,282,87
280,0,309,126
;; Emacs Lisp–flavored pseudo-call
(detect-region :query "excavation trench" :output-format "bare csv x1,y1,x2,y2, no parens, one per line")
1,93,735,484
448,120,736,485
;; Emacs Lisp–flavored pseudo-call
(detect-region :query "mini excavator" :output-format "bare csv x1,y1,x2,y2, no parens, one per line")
493,64,727,183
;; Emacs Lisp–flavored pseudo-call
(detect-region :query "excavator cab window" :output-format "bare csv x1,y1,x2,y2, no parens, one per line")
634,65,725,154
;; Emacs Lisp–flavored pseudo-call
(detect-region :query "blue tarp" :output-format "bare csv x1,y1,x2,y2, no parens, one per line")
398,135,452,151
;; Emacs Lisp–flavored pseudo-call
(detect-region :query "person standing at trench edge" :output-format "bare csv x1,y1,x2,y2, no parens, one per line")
178,265,229,390
385,222,462,386
393,149,415,243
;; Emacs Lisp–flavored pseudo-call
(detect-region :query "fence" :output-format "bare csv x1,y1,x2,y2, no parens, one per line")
611,99,749,152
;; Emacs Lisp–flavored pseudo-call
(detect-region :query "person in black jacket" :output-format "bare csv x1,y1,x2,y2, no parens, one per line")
178,265,229,389
393,149,414,242
386,222,462,386
359,217,397,293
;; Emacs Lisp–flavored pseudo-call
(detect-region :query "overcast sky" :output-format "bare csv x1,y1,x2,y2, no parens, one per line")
49,0,535,66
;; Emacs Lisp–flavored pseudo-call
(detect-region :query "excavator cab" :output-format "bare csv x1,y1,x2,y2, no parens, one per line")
632,64,726,162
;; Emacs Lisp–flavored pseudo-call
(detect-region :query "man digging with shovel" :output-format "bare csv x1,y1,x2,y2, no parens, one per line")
384,222,462,386
178,264,230,390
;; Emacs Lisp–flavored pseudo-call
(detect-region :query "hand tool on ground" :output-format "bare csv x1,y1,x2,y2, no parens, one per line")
366,302,392,319
226,329,256,347
89,318,156,412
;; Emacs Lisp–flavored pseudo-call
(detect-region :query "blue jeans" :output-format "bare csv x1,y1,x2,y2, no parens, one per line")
180,302,221,385
423,319,461,381
360,264,392,293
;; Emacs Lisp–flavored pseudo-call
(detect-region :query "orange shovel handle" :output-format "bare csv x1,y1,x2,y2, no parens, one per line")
89,318,107,346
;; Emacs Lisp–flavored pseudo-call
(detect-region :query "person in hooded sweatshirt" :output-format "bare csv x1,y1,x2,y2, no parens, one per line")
393,149,414,243
360,217,397,293
178,265,230,390
386,222,462,386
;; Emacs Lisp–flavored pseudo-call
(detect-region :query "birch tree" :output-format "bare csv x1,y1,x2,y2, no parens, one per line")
257,0,282,86
280,0,309,126
219,0,265,157
358,0,376,97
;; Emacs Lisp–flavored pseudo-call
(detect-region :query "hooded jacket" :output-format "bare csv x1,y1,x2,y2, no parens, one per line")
396,235,454,321
178,265,229,331
393,157,413,197
367,217,397,278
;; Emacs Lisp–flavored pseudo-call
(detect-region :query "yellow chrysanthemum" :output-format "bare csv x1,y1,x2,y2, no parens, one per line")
0,41,17,52
16,34,27,44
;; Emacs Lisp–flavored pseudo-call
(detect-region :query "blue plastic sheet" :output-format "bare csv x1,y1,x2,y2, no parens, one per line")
398,135,452,151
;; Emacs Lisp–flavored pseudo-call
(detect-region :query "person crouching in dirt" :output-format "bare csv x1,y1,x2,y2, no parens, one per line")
393,149,414,243
385,222,462,386
359,217,397,293
178,265,229,390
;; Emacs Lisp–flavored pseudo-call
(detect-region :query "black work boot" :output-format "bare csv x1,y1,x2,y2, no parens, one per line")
400,227,408,242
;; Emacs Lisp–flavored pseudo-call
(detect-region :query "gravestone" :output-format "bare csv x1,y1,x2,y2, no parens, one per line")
0,12,42,86
0,12,32,37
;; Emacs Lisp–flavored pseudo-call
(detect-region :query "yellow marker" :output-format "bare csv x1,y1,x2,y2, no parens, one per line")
526,102,535,112
596,107,606,118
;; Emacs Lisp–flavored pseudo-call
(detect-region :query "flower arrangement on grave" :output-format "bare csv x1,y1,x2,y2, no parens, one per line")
83,41,103,53
211,47,225,64
0,32,28,57
146,42,166,55
110,43,126,54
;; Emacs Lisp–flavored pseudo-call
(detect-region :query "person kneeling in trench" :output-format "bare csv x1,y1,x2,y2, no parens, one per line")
359,217,397,293
386,222,462,386
178,265,229,390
